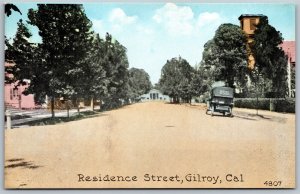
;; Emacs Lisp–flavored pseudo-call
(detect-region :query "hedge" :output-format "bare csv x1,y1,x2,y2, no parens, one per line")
274,99,295,113
234,98,295,113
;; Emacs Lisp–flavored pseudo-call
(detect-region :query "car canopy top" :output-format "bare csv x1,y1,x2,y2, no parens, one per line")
211,87,234,98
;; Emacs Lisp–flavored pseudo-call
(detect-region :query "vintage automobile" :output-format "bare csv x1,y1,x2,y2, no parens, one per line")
206,86,234,117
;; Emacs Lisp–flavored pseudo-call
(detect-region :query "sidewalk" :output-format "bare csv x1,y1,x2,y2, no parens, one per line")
4,106,100,128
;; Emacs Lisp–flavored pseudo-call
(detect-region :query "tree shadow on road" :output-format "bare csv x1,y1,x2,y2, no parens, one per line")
5,158,42,169
233,111,287,123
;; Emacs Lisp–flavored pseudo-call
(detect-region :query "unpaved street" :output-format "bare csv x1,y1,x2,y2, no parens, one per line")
4,102,295,188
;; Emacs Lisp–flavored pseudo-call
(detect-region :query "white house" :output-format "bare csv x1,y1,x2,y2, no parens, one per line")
139,89,170,102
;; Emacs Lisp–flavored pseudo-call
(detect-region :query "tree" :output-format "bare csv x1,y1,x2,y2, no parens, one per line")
100,33,130,110
85,33,108,111
159,56,194,103
201,24,248,89
127,67,152,102
291,65,295,97
251,16,288,98
189,66,207,100
5,19,35,86
5,4,22,17
27,4,95,117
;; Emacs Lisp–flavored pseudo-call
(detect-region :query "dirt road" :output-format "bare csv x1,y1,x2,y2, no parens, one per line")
4,102,295,188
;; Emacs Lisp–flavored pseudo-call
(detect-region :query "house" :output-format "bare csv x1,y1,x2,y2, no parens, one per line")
238,14,266,69
280,41,296,97
4,62,36,109
139,89,170,102
239,15,296,97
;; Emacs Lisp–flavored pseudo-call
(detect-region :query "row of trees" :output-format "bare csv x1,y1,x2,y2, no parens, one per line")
5,5,290,112
201,17,288,98
5,4,151,117
158,57,206,103
158,17,289,103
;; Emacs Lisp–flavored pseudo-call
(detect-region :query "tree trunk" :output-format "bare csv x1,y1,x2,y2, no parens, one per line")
67,101,69,118
77,98,80,114
99,99,102,111
255,73,259,116
91,97,94,111
51,97,55,118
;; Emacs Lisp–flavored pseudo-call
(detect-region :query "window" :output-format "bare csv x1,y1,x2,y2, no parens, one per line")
13,88,18,98
250,18,256,30
240,20,244,30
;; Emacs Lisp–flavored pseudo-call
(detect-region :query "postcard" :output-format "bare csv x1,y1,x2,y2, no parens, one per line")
3,2,295,189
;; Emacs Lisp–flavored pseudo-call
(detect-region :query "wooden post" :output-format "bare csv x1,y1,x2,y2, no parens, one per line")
6,110,11,130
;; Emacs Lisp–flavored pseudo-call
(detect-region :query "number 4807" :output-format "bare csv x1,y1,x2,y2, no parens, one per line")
264,181,282,187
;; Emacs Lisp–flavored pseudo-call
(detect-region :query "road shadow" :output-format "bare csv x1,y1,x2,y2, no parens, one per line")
166,102,207,111
14,111,108,127
233,114,258,121
208,113,234,118
165,125,175,128
5,158,42,169
11,115,32,121
233,111,287,123
6,158,24,162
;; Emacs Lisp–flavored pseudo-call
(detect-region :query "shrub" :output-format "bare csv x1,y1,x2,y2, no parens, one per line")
234,98,269,110
234,98,295,113
274,99,295,113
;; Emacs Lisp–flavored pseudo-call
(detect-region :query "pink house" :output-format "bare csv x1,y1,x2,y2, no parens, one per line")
279,41,296,97
280,41,295,65
4,62,36,109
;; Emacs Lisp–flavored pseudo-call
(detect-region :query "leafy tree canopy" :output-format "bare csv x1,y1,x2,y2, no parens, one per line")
202,23,248,89
27,4,95,99
128,67,152,101
5,4,22,17
251,16,288,97
159,56,194,103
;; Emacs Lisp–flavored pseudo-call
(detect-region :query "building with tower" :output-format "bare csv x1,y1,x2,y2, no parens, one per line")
238,14,265,69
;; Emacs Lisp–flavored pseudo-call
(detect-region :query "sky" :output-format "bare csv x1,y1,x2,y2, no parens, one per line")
4,3,295,84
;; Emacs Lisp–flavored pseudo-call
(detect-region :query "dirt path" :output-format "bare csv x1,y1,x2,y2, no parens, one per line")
4,102,295,188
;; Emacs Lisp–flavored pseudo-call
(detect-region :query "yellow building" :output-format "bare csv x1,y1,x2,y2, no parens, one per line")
238,14,266,69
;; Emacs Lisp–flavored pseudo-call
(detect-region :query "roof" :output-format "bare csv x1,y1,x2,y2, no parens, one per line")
148,89,162,93
238,14,266,20
280,41,296,63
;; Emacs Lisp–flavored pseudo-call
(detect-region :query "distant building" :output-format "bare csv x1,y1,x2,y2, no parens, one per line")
4,62,37,109
239,14,266,69
280,41,296,97
139,89,170,102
